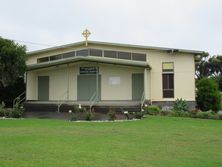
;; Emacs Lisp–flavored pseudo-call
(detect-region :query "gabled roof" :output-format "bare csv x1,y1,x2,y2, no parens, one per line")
27,56,151,71
27,40,204,56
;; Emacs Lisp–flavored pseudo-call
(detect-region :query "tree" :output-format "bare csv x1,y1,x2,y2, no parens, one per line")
195,54,222,79
196,78,221,112
195,52,210,79
0,37,26,87
208,55,222,77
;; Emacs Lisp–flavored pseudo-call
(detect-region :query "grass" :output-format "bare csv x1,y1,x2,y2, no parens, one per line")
0,116,222,167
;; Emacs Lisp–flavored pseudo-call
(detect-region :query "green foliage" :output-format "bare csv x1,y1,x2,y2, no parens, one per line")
195,54,222,79
159,110,171,116
85,112,94,121
70,105,88,121
0,78,25,107
208,114,219,120
212,76,222,91
0,37,26,87
73,105,86,113
134,111,144,119
144,105,161,115
196,111,213,119
173,98,188,112
196,78,221,111
11,101,24,118
188,110,199,118
70,113,77,121
0,102,5,117
170,110,189,117
108,111,116,121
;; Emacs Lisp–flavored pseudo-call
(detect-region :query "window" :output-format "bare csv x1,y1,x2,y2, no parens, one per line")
132,53,146,61
37,57,49,63
117,52,131,60
50,55,62,61
162,62,174,72
104,50,117,58
76,49,89,56
162,62,174,98
63,51,75,59
89,49,102,57
162,74,174,98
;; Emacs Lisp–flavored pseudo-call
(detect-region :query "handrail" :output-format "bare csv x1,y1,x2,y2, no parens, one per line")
57,91,68,112
140,91,145,111
89,91,97,112
13,91,26,108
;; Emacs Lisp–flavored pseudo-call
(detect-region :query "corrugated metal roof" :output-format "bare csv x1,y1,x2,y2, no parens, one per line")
27,40,204,56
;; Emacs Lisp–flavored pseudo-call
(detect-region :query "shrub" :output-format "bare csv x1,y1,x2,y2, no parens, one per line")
11,102,24,118
218,114,222,120
0,102,5,117
196,78,221,112
11,107,23,118
196,111,212,119
108,111,116,121
170,110,183,117
70,112,77,121
144,105,161,115
134,111,144,119
73,105,86,113
159,110,171,116
173,98,188,112
85,112,94,121
209,114,219,120
188,110,196,118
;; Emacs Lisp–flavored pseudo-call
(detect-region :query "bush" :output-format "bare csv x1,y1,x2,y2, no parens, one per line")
208,114,219,120
73,105,86,113
173,98,188,112
144,105,161,115
11,102,24,118
196,111,212,119
70,112,77,121
85,112,94,121
196,78,221,112
188,110,199,118
0,102,5,117
134,111,144,119
11,108,23,118
159,110,171,116
108,111,116,121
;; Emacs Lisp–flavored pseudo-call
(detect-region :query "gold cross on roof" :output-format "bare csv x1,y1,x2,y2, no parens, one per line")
82,29,91,47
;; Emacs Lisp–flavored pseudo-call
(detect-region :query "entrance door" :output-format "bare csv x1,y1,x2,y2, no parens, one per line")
77,75,101,101
132,73,144,100
38,76,49,101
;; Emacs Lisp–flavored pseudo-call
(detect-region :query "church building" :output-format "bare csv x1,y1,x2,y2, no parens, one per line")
24,32,203,112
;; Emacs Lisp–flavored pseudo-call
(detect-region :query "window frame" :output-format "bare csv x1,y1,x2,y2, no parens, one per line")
162,62,174,98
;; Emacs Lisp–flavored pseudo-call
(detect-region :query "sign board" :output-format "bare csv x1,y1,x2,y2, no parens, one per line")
109,77,120,85
80,67,98,74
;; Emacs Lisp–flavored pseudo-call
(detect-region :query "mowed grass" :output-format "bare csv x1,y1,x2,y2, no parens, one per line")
0,117,222,167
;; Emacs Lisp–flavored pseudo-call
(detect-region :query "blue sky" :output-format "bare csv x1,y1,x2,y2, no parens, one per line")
0,0,222,55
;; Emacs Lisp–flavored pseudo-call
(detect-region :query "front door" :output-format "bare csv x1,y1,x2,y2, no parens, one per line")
132,73,144,100
77,75,101,101
38,76,49,101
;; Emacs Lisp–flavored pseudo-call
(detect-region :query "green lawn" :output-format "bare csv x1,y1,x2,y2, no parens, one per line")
0,117,222,167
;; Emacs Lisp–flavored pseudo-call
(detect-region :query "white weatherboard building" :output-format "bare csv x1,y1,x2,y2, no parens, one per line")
24,40,203,112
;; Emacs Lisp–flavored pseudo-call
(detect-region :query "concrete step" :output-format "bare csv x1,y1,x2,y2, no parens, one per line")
24,101,141,113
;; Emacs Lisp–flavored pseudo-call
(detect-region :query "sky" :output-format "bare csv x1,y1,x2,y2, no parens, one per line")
0,0,222,55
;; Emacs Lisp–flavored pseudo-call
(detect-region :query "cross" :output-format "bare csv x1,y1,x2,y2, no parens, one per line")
82,29,91,47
